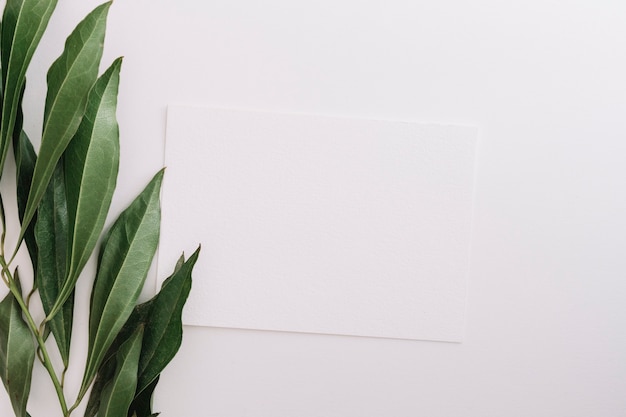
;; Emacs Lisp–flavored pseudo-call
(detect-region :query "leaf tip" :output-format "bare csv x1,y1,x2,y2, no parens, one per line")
150,169,165,189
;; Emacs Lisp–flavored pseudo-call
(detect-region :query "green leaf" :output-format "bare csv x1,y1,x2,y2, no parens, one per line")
12,83,38,270
125,248,198,392
83,351,117,417
88,302,151,417
35,161,72,366
85,355,161,417
97,326,144,417
19,1,111,238
0,0,57,175
80,170,163,398
46,57,123,322
0,274,36,417
12,83,28,218
127,376,159,417
14,133,38,270
136,247,198,395
91,248,197,417
84,332,159,417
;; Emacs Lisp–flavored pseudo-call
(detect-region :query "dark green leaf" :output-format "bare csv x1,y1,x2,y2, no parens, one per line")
19,1,111,238
0,273,35,417
0,195,6,250
95,248,198,416
84,313,156,417
46,57,123,321
0,0,57,175
172,254,185,274
97,326,143,417
84,352,117,417
35,161,72,366
12,83,38,272
12,83,28,218
136,247,198,395
14,131,38,271
127,375,159,417
80,170,163,398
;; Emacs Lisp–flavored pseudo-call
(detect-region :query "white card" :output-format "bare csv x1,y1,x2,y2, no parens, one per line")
158,106,477,342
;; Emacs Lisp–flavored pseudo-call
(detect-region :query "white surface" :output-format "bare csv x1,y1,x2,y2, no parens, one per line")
160,106,477,341
1,0,626,416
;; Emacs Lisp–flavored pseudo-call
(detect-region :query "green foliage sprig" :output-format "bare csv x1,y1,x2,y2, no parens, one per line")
0,1,199,416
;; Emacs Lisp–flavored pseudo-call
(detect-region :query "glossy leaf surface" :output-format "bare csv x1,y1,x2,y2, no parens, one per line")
88,249,197,417
20,1,110,236
136,247,198,395
0,276,35,417
0,1,200,415
128,375,160,417
84,342,159,417
0,0,57,174
14,130,38,270
116,249,197,393
81,170,163,397
13,132,36,221
83,350,116,417
85,249,199,417
97,326,143,417
47,58,122,321
35,161,72,366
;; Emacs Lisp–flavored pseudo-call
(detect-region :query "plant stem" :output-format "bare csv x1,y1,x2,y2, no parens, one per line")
0,259,70,416
68,383,88,416
26,285,37,307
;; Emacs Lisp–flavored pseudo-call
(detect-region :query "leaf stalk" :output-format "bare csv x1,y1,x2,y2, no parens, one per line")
0,259,70,416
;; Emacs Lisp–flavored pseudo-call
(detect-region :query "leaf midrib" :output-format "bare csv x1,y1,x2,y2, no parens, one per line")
101,333,140,417
51,179,69,352
67,95,115,280
139,276,187,377
21,1,102,237
2,303,13,389
2,0,55,148
5,299,27,416
1,0,28,144
41,10,104,141
90,196,157,368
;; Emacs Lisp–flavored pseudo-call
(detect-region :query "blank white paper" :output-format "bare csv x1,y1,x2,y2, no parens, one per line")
158,105,477,342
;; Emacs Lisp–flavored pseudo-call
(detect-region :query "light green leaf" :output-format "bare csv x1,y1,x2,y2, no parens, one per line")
0,0,57,175
80,170,163,398
35,161,72,366
19,1,111,239
46,58,123,322
97,326,143,417
0,274,36,417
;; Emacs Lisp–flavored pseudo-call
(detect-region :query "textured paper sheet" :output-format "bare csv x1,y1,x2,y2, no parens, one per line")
158,106,477,342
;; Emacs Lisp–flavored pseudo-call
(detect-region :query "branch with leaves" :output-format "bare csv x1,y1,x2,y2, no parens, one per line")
0,1,199,416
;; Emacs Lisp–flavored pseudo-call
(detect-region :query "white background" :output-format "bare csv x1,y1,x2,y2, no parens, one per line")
1,0,626,416
161,107,477,342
